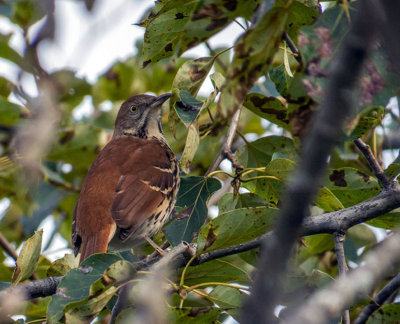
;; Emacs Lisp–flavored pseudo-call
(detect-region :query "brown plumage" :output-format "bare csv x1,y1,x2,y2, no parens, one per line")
72,94,179,263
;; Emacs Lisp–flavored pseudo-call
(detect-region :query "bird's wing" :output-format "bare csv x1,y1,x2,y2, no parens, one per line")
110,139,175,241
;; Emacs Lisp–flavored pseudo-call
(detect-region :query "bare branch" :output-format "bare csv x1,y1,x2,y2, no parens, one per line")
0,232,18,261
334,232,350,324
241,1,383,322
207,106,242,174
354,273,400,324
286,231,400,324
354,138,393,189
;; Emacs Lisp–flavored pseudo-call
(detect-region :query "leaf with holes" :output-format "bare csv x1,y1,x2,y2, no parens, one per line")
142,0,257,65
163,176,221,246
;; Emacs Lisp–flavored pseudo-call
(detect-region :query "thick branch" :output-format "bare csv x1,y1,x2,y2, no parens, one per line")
286,231,400,324
354,273,400,324
241,2,382,322
5,183,400,301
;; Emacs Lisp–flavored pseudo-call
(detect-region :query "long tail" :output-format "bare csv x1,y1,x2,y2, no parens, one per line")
79,234,109,263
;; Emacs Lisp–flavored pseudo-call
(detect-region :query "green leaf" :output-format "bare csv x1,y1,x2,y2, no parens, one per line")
11,0,46,29
217,192,268,213
346,107,385,140
47,253,123,323
142,0,257,64
169,307,221,324
236,136,297,169
325,167,380,207
197,206,278,252
12,230,43,285
366,212,400,230
209,286,244,319
0,34,26,68
218,6,288,116
163,177,221,246
174,91,203,125
367,303,400,323
180,123,200,173
244,93,290,131
314,186,344,212
172,57,215,96
385,153,400,179
347,224,377,248
304,234,334,255
306,269,334,289
0,96,27,126
47,254,79,277
182,256,251,286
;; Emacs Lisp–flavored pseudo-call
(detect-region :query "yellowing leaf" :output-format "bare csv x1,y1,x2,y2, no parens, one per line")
12,230,43,285
180,123,200,174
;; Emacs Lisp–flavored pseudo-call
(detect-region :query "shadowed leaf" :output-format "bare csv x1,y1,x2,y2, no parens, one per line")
163,176,221,246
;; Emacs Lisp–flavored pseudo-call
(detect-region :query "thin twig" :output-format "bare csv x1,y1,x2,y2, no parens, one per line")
354,273,400,324
205,41,228,71
354,138,393,189
0,232,19,261
334,232,350,324
206,106,242,174
282,31,303,68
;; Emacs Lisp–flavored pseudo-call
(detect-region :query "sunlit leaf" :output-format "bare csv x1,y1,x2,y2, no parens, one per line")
12,230,43,285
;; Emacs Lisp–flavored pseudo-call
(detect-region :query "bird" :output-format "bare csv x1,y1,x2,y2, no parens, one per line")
72,93,180,263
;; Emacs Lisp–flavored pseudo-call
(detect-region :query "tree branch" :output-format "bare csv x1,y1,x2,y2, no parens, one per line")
334,232,350,324
9,182,400,301
241,1,382,322
206,106,243,174
286,231,400,324
354,273,400,324
354,138,393,189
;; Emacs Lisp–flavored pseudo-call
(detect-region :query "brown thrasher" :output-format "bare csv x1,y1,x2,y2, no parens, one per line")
72,93,179,263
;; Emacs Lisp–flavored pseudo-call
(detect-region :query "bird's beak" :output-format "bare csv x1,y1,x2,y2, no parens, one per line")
151,93,172,107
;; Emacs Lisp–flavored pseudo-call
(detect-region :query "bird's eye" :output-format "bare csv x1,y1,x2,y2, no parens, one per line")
130,105,138,114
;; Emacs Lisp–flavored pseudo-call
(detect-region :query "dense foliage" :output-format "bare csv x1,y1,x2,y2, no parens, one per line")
0,0,399,323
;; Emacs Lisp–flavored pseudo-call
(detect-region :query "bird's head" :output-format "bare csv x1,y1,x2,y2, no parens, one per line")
113,93,171,139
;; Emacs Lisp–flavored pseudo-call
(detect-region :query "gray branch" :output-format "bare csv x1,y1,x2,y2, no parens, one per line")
354,272,400,324
7,183,400,302
241,1,383,322
286,231,400,324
